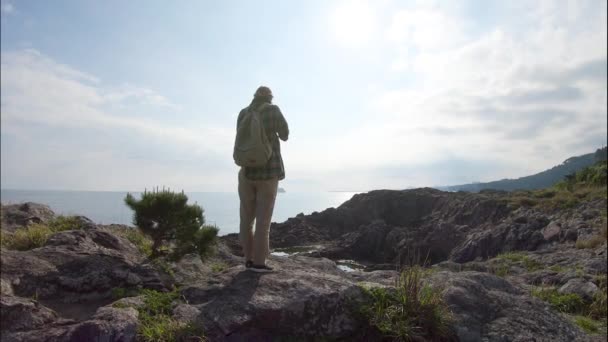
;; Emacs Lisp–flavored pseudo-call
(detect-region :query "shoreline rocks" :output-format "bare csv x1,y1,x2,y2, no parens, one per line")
2,189,607,341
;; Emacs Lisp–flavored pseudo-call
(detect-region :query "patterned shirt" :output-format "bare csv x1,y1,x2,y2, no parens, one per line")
237,104,289,181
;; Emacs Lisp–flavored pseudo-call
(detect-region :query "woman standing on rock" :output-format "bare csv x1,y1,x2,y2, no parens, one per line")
233,86,289,272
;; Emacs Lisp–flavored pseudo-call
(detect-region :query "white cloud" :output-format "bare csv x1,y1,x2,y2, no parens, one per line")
102,84,181,109
1,49,234,191
0,49,230,151
1,1,14,15
354,0,608,185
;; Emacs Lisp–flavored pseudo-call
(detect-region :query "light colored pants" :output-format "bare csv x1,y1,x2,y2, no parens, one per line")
238,170,278,265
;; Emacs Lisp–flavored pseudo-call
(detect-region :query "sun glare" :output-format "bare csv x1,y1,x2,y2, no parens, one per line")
330,1,376,48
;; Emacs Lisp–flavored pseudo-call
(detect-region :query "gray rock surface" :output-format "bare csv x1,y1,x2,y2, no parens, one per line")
271,189,512,265
180,255,391,341
429,271,585,342
3,304,139,342
2,193,606,342
558,278,599,302
1,229,168,303
1,202,56,232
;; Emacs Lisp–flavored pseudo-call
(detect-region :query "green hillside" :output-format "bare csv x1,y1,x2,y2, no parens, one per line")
445,147,607,192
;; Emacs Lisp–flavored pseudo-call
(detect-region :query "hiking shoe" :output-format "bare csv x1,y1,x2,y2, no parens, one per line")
248,264,274,273
245,260,253,268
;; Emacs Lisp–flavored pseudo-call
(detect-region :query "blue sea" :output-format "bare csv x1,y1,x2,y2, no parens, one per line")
0,190,358,236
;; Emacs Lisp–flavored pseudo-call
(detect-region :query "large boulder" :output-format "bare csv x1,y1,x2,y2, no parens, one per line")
1,294,61,332
450,209,550,262
558,278,599,302
1,202,56,232
3,301,139,342
179,255,394,341
0,228,168,308
428,271,585,341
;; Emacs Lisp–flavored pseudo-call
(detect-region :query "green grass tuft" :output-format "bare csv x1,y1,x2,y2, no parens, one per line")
359,265,453,340
575,235,606,249
210,262,228,273
573,315,601,334
549,265,567,273
589,274,607,319
47,215,84,231
531,287,585,314
0,216,88,251
132,288,205,341
111,287,140,300
138,312,205,342
494,252,542,272
0,215,86,251
492,263,510,277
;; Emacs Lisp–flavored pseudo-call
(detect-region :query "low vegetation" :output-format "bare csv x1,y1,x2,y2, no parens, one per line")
211,262,228,273
575,234,606,249
589,274,607,320
489,251,542,277
531,280,607,333
112,287,205,341
359,265,453,341
531,287,585,314
111,287,140,300
107,225,154,257
573,315,602,334
0,215,83,251
507,161,607,211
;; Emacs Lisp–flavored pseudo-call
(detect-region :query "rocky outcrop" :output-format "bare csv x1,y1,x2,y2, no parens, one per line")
178,255,393,341
270,189,607,267
2,193,606,341
270,188,512,265
2,298,139,342
1,228,169,304
1,202,56,232
428,271,585,341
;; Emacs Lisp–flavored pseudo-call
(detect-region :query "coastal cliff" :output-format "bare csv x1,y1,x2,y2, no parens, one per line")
1,173,606,341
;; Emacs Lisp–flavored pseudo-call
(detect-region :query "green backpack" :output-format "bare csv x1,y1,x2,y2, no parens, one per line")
233,104,273,167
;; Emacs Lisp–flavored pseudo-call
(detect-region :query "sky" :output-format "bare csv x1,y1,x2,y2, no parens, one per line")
1,0,607,192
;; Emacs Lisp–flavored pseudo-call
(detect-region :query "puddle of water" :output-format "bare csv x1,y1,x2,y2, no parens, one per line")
271,245,322,256
270,246,365,273
337,264,356,272
336,259,365,272
41,298,114,321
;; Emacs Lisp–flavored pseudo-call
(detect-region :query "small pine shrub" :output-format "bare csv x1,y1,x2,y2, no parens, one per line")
125,189,217,259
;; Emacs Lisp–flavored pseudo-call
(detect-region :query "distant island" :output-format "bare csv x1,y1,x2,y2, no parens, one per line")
278,187,286,193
